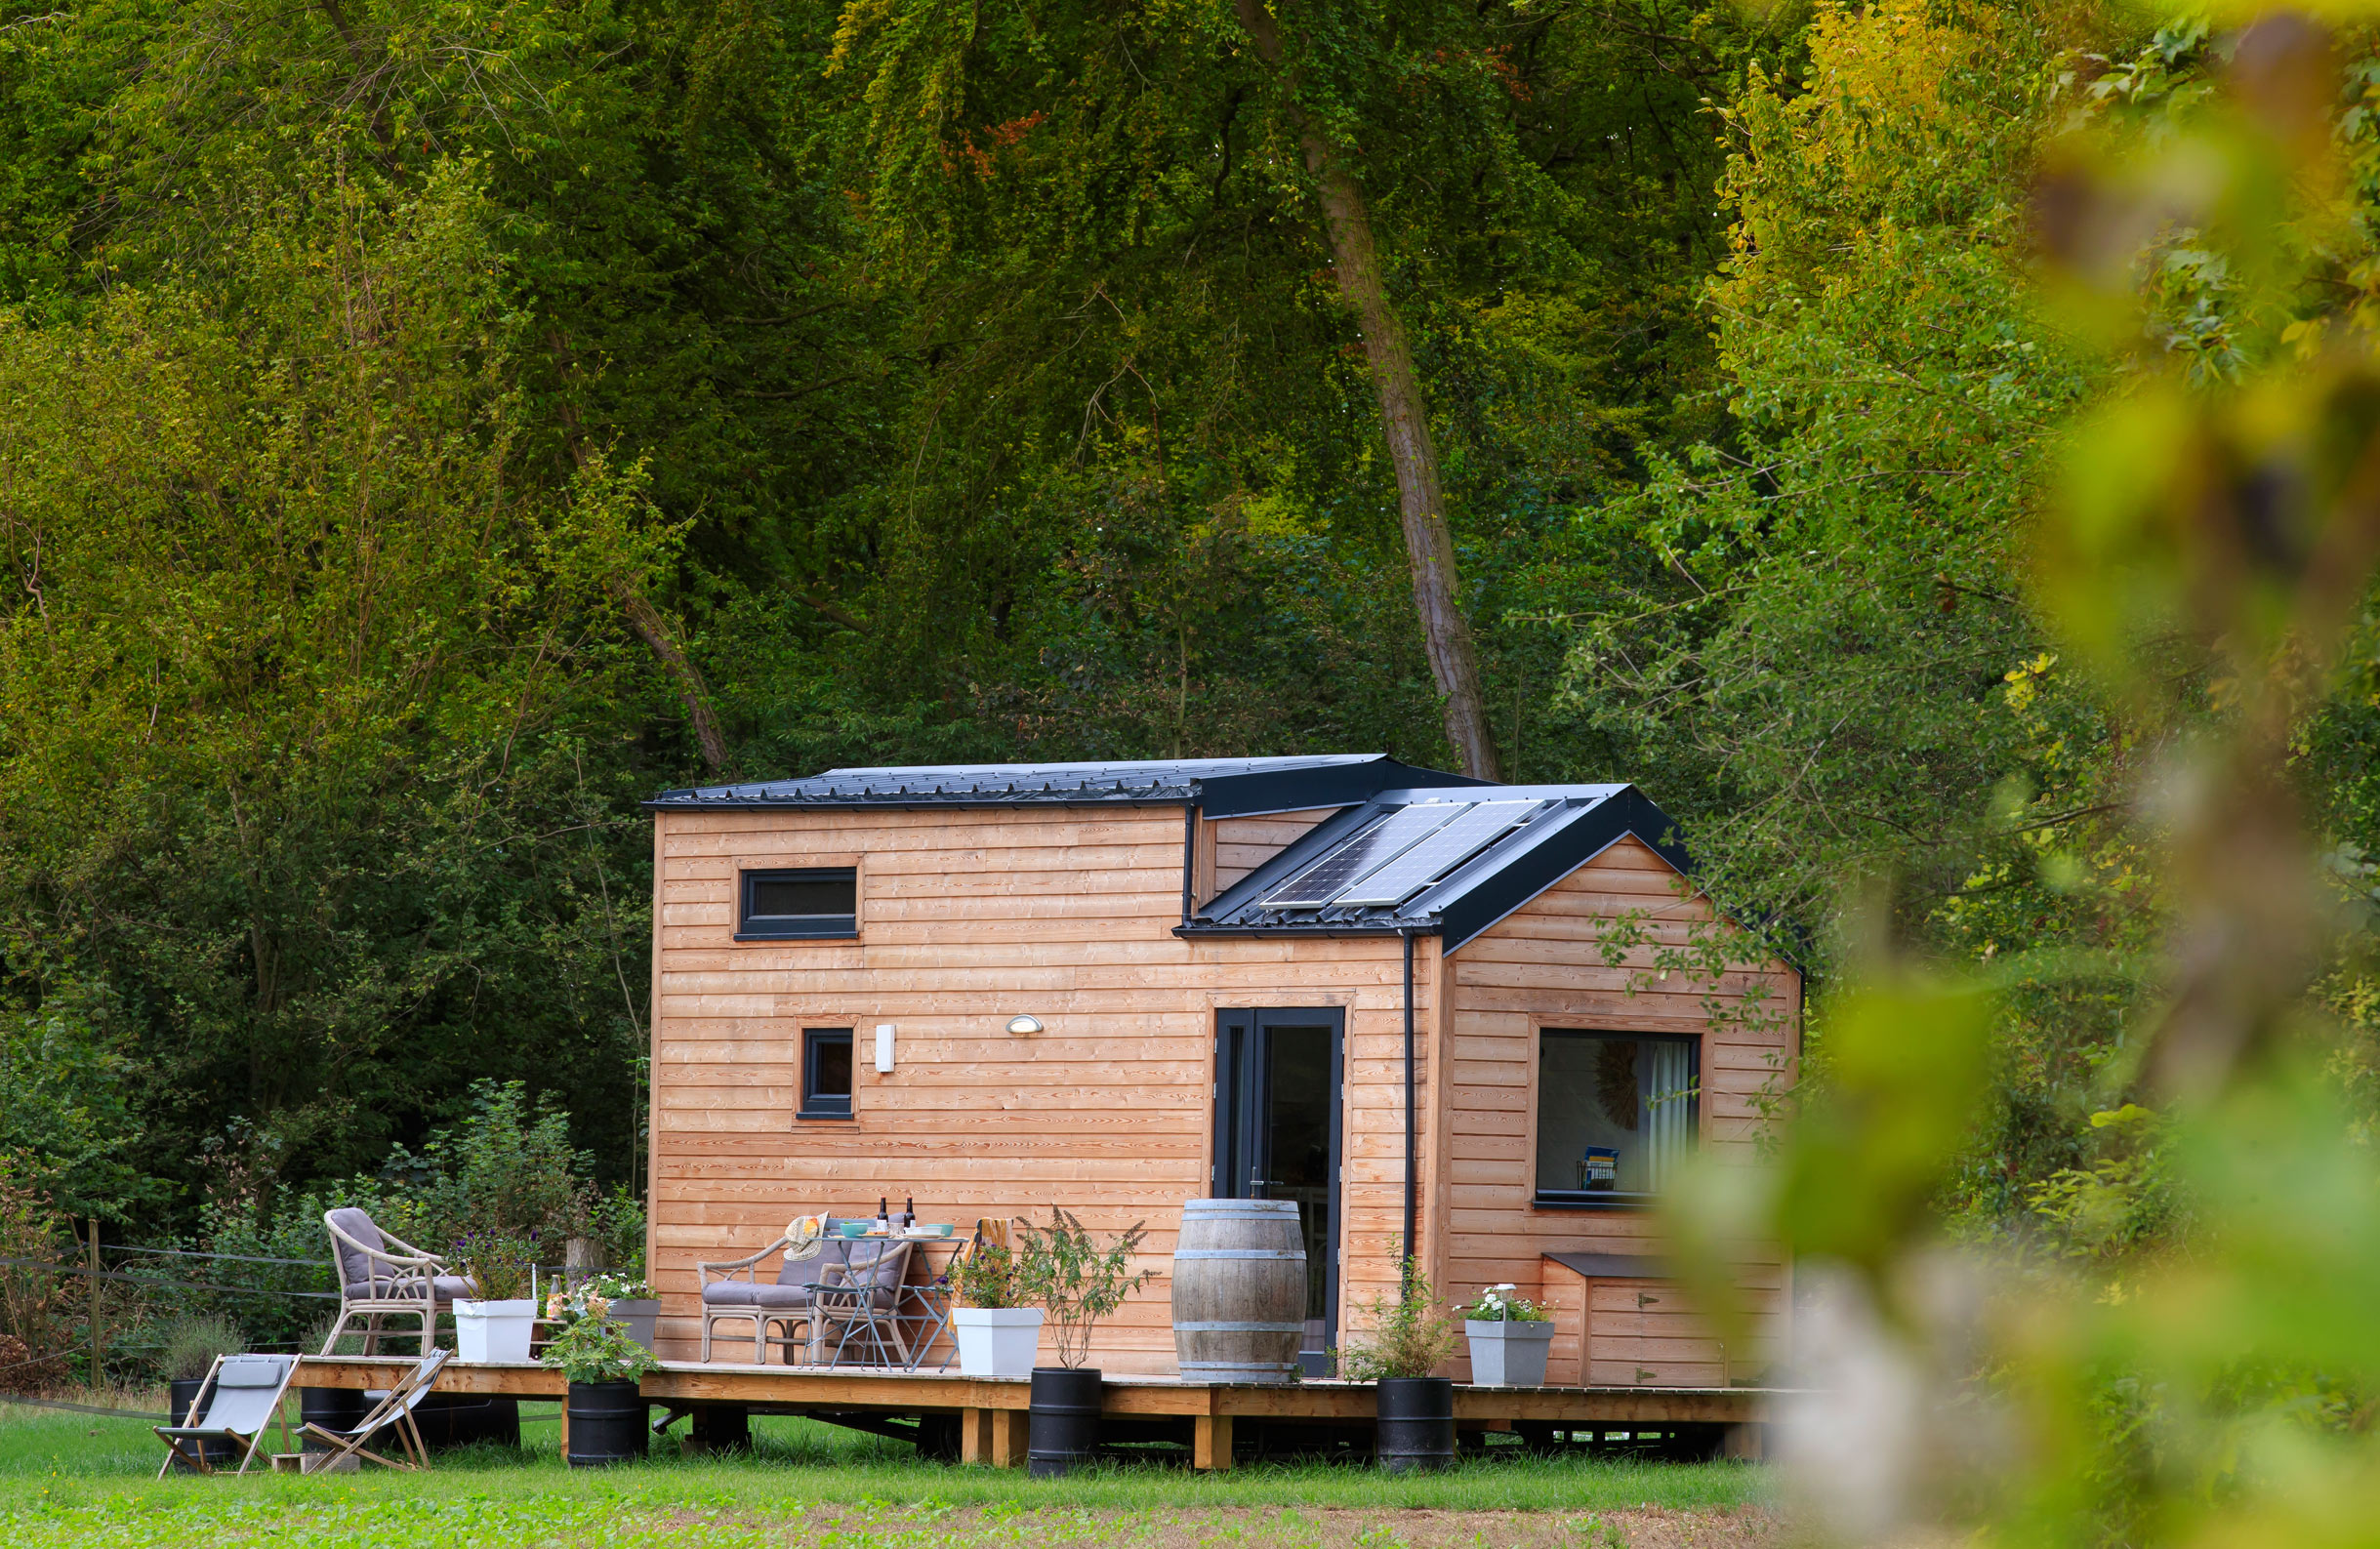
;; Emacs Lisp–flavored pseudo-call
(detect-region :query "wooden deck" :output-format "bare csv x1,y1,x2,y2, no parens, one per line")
297,1356,1776,1468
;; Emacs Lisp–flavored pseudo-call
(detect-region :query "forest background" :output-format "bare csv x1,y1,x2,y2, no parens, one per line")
0,0,2373,1338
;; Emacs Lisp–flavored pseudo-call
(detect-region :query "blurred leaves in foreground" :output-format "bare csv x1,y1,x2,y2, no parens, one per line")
1667,7,2380,1543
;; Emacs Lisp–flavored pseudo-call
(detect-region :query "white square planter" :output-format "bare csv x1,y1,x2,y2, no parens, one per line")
455,1299,538,1364
952,1307,1045,1378
1465,1319,1555,1387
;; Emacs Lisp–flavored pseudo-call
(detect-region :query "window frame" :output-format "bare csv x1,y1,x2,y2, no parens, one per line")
737,866,859,942
1529,1026,1702,1211
799,1027,856,1121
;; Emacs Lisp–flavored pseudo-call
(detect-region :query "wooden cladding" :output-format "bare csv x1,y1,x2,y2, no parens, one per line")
648,808,1797,1381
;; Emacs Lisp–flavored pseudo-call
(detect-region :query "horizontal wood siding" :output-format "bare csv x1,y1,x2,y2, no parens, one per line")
1207,808,1337,899
650,804,1434,1371
1439,836,1798,1384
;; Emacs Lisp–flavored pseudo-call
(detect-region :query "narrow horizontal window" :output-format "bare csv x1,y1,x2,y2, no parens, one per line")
1534,1029,1698,1207
800,1027,854,1120
740,867,857,940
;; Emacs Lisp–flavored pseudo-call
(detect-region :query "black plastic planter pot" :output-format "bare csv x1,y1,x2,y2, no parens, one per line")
165,1378,241,1472
299,1385,368,1454
1375,1376,1456,1474
1026,1366,1102,1478
565,1379,648,1467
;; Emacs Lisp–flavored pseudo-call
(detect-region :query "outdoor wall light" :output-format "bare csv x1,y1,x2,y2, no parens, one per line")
1005,1014,1044,1035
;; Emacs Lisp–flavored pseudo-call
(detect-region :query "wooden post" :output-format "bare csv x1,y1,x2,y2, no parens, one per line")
559,1391,571,1460
86,1219,103,1385
960,1406,993,1464
989,1406,1027,1468
1194,1413,1234,1472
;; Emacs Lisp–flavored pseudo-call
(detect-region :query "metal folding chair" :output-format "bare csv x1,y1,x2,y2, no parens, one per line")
153,1354,300,1477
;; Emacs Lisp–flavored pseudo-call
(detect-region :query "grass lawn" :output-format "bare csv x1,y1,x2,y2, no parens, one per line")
0,1395,1780,1547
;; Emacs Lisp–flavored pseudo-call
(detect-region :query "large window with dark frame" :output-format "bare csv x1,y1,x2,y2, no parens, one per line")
1534,1029,1699,1204
739,867,857,940
800,1027,854,1120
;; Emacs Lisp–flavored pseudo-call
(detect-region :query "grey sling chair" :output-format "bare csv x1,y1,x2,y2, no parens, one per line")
153,1353,302,1477
296,1347,451,1472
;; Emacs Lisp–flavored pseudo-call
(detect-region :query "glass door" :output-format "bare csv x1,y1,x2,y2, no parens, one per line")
1214,1008,1343,1374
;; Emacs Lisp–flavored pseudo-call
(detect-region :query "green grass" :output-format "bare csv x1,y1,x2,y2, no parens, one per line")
0,1398,1777,1546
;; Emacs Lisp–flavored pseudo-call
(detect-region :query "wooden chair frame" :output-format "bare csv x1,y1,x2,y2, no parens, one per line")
321,1211,468,1357
296,1348,450,1472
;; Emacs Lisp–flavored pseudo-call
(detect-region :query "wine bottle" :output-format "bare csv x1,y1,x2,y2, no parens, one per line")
876,1196,890,1234
904,1195,915,1229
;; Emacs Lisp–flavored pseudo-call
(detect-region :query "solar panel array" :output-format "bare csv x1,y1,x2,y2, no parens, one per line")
1260,805,1457,908
1259,798,1550,911
1330,800,1544,907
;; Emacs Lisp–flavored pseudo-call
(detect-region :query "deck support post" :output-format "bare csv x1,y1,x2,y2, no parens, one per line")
1194,1413,1234,1471
960,1407,992,1463
1722,1422,1765,1461
991,1406,1028,1467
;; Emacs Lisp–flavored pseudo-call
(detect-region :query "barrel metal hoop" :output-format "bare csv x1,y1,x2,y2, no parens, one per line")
1173,1320,1305,1333
1171,1249,1305,1259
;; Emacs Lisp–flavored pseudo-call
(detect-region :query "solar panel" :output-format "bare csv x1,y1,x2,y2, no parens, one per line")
1330,800,1546,907
1260,805,1460,908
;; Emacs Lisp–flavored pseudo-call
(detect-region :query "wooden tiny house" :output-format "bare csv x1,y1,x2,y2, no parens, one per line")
643,755,1798,1382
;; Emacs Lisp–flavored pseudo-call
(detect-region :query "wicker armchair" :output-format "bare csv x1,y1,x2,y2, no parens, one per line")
320,1207,476,1357
698,1217,837,1363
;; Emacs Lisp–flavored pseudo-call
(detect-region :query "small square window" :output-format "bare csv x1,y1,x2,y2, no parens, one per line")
740,867,857,940
800,1028,854,1120
1534,1029,1699,1206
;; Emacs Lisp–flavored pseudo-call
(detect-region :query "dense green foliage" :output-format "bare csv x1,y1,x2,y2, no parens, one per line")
0,0,1810,1234
4,0,2380,1464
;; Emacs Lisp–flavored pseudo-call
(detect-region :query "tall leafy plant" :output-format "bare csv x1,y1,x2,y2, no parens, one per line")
1009,1208,1151,1368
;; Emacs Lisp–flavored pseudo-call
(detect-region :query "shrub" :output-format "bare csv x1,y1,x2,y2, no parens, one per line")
453,1230,538,1302
539,1310,659,1385
949,1237,1020,1310
158,1314,247,1381
1010,1207,1151,1368
1339,1261,1459,1381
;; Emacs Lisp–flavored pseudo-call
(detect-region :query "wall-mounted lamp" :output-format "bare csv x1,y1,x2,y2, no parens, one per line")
875,1023,895,1073
1005,1014,1044,1036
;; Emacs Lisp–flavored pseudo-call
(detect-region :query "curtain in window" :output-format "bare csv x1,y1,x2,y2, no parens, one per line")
1638,1039,1695,1192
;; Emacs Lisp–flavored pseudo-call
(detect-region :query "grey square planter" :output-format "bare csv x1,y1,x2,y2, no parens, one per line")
1464,1319,1555,1387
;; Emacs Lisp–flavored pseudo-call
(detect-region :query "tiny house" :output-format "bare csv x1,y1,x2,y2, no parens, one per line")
643,755,1798,1383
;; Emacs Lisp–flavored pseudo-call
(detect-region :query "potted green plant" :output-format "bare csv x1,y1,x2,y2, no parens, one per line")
1011,1207,1151,1478
1460,1283,1555,1387
453,1231,537,1364
540,1310,659,1467
1339,1261,1459,1473
948,1234,1042,1379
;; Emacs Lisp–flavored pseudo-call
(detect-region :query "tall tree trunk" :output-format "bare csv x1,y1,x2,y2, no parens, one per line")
611,582,729,773
1232,0,1500,781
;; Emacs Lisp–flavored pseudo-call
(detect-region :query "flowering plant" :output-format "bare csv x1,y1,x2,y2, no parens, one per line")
544,1273,653,1325
1461,1284,1551,1323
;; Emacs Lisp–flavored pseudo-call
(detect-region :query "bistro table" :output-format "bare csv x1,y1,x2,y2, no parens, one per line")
775,1230,964,1371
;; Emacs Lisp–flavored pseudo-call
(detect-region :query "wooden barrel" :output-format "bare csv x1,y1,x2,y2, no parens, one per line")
1171,1198,1306,1384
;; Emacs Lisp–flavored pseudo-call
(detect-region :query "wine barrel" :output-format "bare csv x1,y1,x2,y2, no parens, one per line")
1170,1198,1306,1384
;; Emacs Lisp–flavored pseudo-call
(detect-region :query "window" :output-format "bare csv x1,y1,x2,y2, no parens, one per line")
800,1028,854,1119
740,867,857,939
1534,1030,1698,1205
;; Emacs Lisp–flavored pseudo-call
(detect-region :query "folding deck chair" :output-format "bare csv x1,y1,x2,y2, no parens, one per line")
296,1347,450,1472
153,1353,301,1477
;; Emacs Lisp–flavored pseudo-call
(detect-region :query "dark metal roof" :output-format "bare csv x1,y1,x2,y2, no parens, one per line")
643,754,1482,819
1180,784,1690,951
